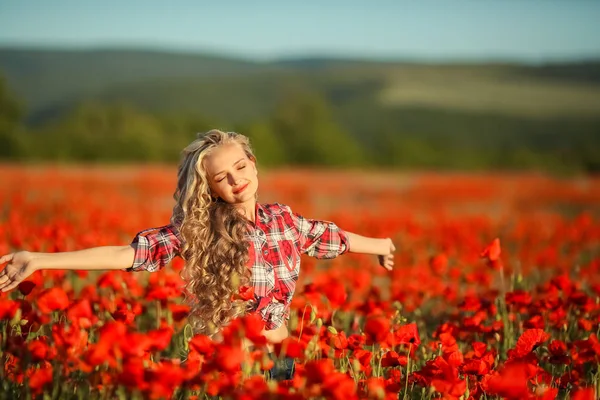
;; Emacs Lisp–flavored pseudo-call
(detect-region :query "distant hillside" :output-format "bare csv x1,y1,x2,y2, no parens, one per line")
1,47,599,172
2,47,600,125
0,48,268,119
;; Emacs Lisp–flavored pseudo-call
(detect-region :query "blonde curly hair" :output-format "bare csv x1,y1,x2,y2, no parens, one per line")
171,129,255,336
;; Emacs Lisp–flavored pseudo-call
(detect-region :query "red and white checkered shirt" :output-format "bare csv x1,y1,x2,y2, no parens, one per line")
127,202,349,330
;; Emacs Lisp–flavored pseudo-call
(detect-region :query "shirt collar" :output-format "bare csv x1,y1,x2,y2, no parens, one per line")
255,202,271,225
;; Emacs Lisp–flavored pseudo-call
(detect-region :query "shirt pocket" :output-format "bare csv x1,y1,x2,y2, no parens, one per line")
277,239,299,273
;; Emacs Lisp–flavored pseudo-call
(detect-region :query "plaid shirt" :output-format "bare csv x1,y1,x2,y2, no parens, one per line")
127,202,349,330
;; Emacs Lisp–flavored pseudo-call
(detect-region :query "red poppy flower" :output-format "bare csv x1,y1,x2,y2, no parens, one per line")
394,322,421,346
188,334,214,356
353,348,373,369
27,337,57,362
146,286,181,303
381,350,407,368
305,358,336,384
239,313,266,345
118,358,147,390
120,332,153,358
363,315,390,344
147,326,174,353
112,305,136,325
35,287,70,314
326,329,348,350
27,365,53,393
322,280,347,309
17,281,36,296
505,290,532,307
66,299,94,329
168,303,190,322
145,360,186,399
482,363,531,399
513,329,550,358
365,377,385,399
462,358,491,376
0,299,19,320
480,238,501,261
347,333,366,350
214,344,244,372
236,285,254,301
273,337,305,359
429,253,448,276
572,388,596,400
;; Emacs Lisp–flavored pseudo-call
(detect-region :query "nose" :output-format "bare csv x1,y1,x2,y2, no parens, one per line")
227,172,241,186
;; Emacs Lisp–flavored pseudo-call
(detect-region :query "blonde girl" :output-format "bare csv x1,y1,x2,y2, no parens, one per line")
0,129,396,380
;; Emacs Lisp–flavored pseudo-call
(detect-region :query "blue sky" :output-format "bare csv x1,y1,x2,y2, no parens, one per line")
1,0,599,62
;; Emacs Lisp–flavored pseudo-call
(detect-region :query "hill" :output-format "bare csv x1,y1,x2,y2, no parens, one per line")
1,47,600,123
1,47,599,172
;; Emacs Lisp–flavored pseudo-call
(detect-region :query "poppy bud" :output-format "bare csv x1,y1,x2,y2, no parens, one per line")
9,309,22,327
267,380,277,392
288,316,298,331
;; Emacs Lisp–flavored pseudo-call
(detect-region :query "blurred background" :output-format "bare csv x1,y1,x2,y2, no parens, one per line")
0,0,599,174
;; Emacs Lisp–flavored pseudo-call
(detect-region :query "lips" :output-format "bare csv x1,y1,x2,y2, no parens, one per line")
233,183,249,194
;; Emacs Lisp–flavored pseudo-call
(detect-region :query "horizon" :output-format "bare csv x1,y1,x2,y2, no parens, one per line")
2,44,599,66
1,1,599,63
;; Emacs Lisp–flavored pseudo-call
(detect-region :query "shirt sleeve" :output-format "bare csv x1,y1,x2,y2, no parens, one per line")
286,206,350,259
126,224,182,272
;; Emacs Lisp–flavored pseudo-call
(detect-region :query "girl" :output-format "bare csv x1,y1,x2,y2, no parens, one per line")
0,129,396,380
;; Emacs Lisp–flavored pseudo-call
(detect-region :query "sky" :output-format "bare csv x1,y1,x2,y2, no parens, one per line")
1,0,599,62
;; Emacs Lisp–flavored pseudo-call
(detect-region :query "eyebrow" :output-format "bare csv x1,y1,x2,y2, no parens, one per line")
213,158,246,178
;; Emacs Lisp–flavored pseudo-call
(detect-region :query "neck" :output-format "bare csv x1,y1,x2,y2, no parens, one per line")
235,199,256,223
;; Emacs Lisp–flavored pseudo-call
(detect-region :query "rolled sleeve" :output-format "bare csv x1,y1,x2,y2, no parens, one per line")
288,207,349,259
127,224,182,272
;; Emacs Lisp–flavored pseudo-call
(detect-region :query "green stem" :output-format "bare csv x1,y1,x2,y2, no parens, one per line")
156,300,162,329
297,304,310,342
403,344,412,400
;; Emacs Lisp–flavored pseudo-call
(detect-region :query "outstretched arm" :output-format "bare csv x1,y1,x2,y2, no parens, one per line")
0,245,135,292
0,223,182,292
345,232,396,271
285,204,396,270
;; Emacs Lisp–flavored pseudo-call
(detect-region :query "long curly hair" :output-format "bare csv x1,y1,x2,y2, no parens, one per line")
171,129,255,337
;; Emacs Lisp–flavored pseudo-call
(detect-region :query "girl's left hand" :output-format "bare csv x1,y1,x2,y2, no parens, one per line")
378,238,396,271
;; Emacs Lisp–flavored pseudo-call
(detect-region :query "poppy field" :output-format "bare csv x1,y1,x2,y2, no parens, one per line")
1,164,599,400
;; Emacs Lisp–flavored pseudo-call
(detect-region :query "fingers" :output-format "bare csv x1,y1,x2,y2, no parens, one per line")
1,280,20,293
0,253,14,265
378,254,394,271
0,275,14,292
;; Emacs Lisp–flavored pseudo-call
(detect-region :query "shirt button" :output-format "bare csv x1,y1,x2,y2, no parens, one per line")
263,249,268,255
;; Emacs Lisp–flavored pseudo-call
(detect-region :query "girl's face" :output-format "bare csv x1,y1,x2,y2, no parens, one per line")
203,142,258,205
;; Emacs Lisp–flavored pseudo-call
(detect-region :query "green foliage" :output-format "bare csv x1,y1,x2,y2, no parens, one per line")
0,75,24,158
0,49,599,173
269,90,364,166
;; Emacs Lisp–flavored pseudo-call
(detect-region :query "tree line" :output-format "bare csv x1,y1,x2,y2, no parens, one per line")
1,75,598,174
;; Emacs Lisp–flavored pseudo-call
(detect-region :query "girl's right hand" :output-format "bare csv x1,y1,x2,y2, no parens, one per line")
0,251,38,293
